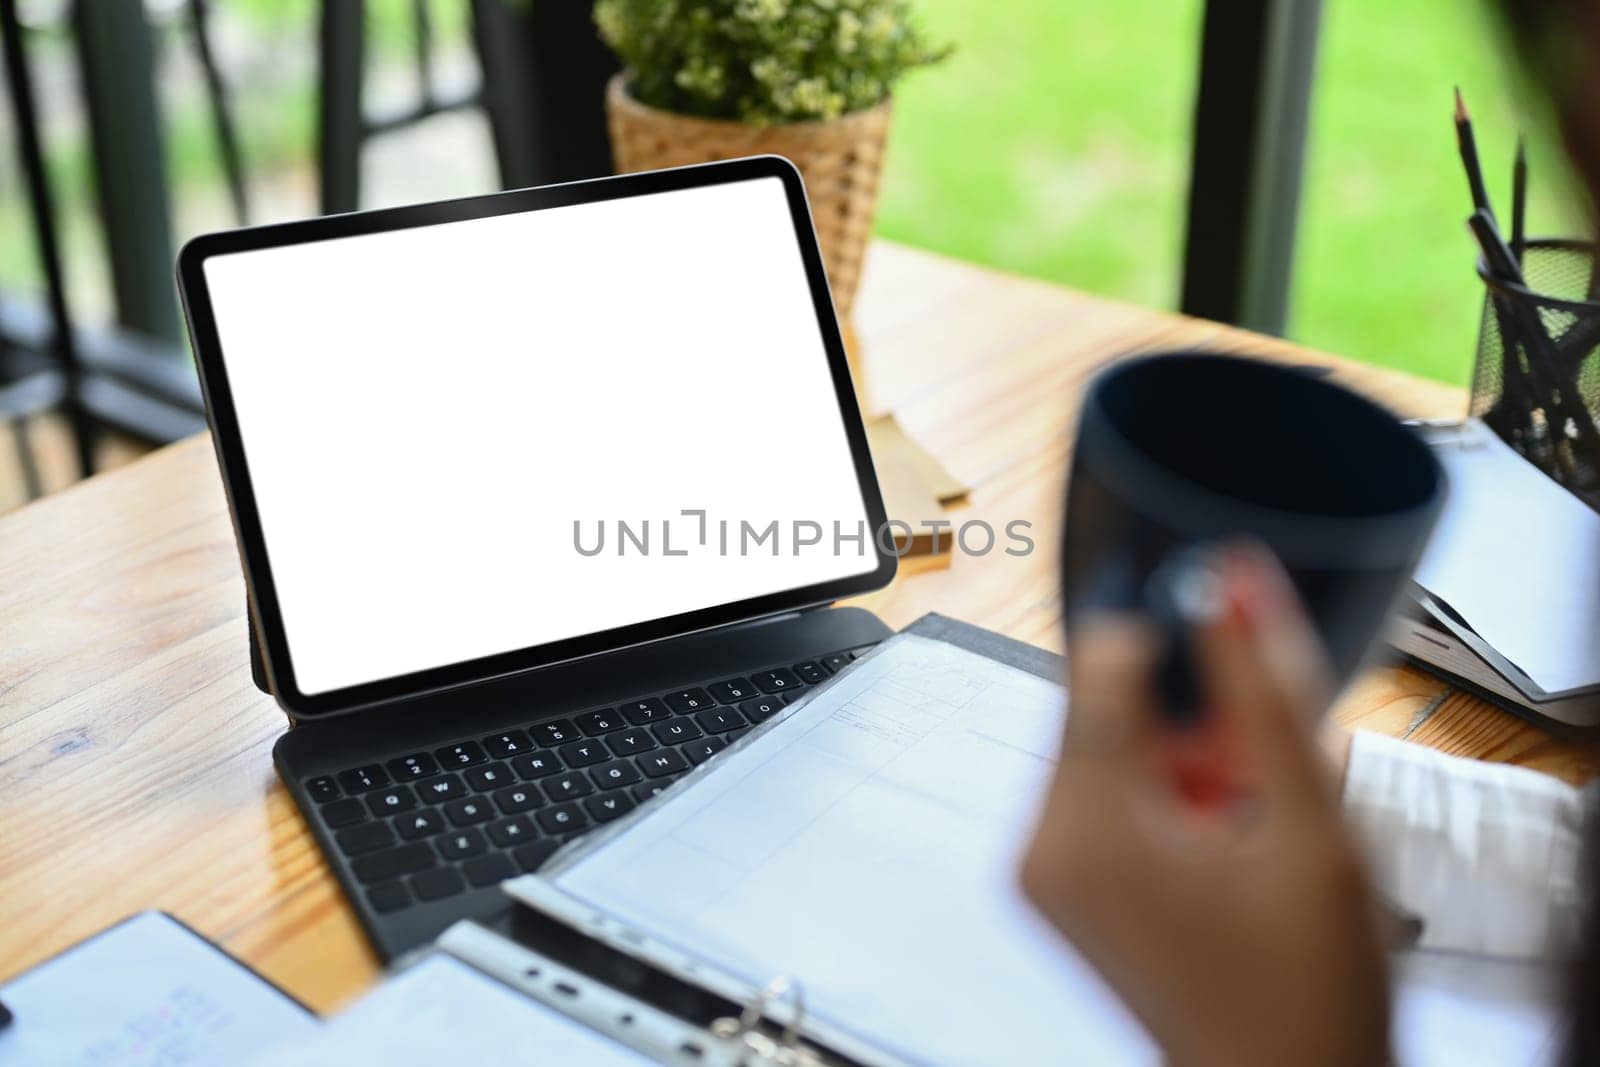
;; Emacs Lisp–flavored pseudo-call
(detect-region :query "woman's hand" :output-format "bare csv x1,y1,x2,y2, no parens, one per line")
1021,544,1390,1067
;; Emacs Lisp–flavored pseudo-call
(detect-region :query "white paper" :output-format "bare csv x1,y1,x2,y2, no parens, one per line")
1414,420,1600,695
0,912,316,1067
540,634,1157,1065
250,953,653,1067
533,633,1569,1066
1392,951,1563,1066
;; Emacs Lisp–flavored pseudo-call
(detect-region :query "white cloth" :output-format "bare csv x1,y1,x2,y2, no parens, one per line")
1342,730,1591,960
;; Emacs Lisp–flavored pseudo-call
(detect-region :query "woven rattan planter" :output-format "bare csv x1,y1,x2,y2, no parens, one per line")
605,73,890,317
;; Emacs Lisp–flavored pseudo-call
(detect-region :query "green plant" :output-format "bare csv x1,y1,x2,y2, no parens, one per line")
595,0,949,123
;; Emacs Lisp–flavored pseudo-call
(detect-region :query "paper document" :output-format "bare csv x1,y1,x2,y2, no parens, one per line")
1414,420,1600,695
1393,951,1562,1066
521,630,1569,1066
0,912,316,1067
251,952,654,1067
529,633,1156,1064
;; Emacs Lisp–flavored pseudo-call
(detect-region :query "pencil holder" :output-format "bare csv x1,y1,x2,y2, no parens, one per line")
1472,237,1600,508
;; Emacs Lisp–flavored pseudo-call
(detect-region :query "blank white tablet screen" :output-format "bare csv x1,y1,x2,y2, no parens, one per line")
202,176,874,696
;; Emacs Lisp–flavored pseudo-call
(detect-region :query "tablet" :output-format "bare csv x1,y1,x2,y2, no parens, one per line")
178,157,894,718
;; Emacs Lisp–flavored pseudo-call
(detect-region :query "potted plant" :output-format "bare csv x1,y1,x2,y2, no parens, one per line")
595,0,947,317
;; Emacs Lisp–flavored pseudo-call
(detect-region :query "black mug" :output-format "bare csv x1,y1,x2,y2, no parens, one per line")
1061,351,1447,719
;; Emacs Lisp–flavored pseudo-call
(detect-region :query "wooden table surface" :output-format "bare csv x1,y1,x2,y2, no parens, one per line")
4,241,1597,1013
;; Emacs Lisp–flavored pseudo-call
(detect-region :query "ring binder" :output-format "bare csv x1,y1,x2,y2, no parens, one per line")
427,918,874,1067
712,975,833,1067
508,865,901,1065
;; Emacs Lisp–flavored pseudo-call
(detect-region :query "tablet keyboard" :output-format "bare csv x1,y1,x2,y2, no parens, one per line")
300,646,873,916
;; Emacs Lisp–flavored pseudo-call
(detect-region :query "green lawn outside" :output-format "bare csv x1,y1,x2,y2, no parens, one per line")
879,0,1586,386
3,2,1584,388
878,0,1200,320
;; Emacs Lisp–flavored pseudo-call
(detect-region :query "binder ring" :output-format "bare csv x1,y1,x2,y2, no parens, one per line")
713,974,816,1065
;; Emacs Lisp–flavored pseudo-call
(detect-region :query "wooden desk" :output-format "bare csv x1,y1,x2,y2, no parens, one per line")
3,241,1596,1012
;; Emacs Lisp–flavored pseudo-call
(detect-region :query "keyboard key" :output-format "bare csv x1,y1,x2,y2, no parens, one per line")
650,718,702,745
589,759,642,789
510,750,564,780
415,773,468,803
493,784,543,814
664,688,713,713
536,803,589,835
779,689,808,706
437,828,487,860
366,786,417,817
530,719,579,746
606,727,657,757
848,645,875,659
443,797,493,826
337,764,389,793
411,866,465,902
465,762,513,792
435,741,488,769
750,668,801,693
463,853,517,888
541,772,594,801
558,739,609,768
728,726,752,742
319,797,368,829
395,808,445,840
631,782,670,803
337,820,396,856
683,737,726,765
740,696,782,724
352,842,434,884
385,753,438,781
708,677,759,703
513,839,561,873
367,879,411,914
305,776,340,802
576,708,626,735
637,748,689,779
694,706,747,734
487,815,536,847
618,698,670,725
483,730,531,759
793,661,828,685
585,793,635,823
821,652,852,673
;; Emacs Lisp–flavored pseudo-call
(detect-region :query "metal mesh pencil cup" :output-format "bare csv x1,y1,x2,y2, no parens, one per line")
1472,237,1600,509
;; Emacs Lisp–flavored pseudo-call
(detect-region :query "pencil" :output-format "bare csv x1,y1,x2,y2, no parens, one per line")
1468,210,1539,456
1511,135,1527,263
1455,87,1496,222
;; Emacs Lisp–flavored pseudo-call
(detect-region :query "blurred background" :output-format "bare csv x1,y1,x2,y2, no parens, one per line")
0,0,1580,512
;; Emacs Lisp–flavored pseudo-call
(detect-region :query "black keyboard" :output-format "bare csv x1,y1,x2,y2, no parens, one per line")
301,646,874,917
